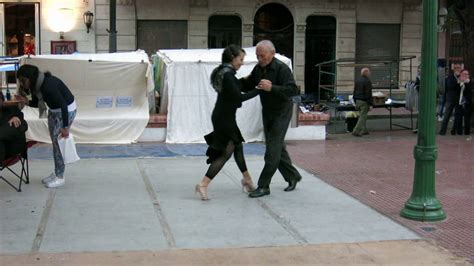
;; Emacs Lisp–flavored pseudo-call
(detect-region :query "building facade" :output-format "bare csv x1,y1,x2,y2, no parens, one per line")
1,0,429,96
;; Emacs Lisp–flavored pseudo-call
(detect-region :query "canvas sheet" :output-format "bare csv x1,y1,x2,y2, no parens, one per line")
20,52,153,144
156,47,292,143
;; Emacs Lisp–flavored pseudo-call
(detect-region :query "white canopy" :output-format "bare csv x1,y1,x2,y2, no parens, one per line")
20,51,153,144
156,47,292,143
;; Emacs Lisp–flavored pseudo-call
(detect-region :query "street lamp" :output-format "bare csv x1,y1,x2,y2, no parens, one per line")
83,11,94,34
401,0,446,222
438,7,448,32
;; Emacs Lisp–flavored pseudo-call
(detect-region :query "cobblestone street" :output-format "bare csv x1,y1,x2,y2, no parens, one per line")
288,131,473,261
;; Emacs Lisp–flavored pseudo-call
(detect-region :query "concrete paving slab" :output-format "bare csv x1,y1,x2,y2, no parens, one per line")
38,159,168,253
0,163,53,253
220,158,419,244
0,187,48,253
139,157,299,249
2,155,418,257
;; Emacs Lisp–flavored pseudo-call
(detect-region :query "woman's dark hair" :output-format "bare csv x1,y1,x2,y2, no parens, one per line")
221,44,245,64
17,64,39,86
17,65,52,94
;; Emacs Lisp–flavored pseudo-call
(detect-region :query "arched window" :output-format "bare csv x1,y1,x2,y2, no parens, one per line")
208,15,242,48
253,3,294,59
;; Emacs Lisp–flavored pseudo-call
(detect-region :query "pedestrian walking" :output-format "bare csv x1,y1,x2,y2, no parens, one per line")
195,45,259,200
352,67,373,137
240,40,302,198
16,64,77,188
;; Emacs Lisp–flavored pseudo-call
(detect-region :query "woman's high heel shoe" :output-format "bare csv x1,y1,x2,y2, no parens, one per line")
195,184,209,200
241,178,256,193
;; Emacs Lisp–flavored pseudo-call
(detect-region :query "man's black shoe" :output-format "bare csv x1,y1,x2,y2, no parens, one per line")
284,179,300,192
248,187,270,198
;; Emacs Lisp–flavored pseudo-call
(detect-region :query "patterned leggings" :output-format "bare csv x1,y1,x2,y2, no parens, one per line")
48,110,76,178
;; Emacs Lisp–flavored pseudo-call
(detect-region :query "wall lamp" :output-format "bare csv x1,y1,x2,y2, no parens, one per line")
438,7,448,32
83,11,94,33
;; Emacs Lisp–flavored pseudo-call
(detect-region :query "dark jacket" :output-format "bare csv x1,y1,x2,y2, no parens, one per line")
29,73,75,127
1,92,26,129
0,102,28,162
445,74,461,104
463,81,472,105
241,58,299,114
353,75,373,106
211,70,259,138
0,106,26,126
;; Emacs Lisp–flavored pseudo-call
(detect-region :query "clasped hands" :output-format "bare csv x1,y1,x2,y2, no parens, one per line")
256,79,272,92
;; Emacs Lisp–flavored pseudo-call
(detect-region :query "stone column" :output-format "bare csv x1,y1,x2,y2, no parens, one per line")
95,0,136,53
188,0,209,48
438,0,448,60
242,23,254,48
294,23,305,93
335,0,357,94
400,0,423,82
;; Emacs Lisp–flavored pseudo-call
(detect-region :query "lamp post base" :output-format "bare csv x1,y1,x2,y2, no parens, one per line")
401,198,446,221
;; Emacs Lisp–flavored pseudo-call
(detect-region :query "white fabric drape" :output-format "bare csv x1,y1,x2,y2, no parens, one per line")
20,52,153,144
156,47,292,143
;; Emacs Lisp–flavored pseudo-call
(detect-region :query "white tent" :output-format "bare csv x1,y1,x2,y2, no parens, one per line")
20,51,154,144
156,47,292,143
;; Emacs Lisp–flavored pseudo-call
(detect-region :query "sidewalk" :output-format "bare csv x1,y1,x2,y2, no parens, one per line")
0,133,471,265
0,240,465,265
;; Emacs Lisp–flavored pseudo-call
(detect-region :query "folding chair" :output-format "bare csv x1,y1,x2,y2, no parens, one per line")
1,141,36,192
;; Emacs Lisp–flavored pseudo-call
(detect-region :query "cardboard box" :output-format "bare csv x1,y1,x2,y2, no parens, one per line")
372,96,386,106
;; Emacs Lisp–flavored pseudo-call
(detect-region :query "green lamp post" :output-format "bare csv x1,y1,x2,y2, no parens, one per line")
400,0,446,221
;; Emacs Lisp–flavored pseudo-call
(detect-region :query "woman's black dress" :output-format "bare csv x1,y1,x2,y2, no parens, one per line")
205,66,259,163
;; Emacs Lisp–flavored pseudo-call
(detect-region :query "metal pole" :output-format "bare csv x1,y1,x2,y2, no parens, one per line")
334,61,337,99
389,61,393,130
410,57,414,130
318,64,321,103
401,0,446,221
108,0,117,53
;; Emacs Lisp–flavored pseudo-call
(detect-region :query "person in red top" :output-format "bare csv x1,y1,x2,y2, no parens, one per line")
23,34,35,55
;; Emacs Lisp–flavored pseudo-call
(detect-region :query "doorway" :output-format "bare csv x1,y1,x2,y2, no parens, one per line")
3,3,38,57
305,16,336,101
2,3,39,83
253,3,294,60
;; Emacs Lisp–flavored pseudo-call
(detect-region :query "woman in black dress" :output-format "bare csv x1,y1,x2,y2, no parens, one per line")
195,45,259,200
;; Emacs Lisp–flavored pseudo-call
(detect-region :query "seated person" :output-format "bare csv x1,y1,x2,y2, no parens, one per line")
0,93,28,163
